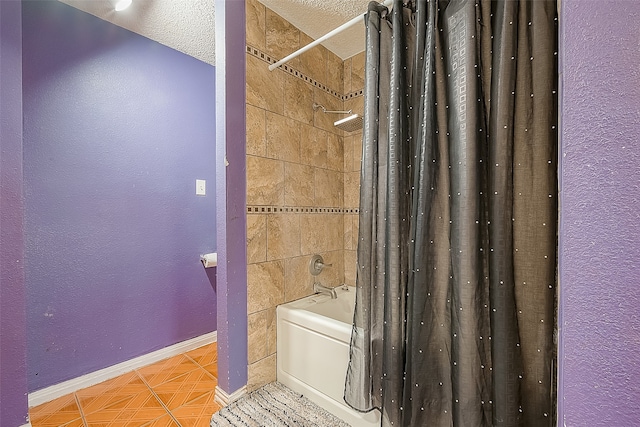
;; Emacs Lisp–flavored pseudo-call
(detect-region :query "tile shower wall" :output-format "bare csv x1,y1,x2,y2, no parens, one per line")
245,0,364,390
342,53,365,289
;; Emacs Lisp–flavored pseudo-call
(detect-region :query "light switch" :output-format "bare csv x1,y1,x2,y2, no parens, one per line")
196,179,206,196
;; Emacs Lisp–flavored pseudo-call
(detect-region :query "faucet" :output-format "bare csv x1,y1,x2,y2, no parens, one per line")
313,282,337,299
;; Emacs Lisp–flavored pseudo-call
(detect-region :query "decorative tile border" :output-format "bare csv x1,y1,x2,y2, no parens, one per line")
344,89,364,100
246,45,363,102
247,205,359,214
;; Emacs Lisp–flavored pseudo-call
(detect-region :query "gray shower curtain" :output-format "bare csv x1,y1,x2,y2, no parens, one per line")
344,1,558,426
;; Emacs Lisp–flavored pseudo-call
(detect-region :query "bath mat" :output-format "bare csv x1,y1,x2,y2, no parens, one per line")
210,382,351,427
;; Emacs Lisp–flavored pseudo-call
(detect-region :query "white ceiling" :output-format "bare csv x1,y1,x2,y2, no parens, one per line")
59,0,382,64
258,0,378,60
59,0,216,65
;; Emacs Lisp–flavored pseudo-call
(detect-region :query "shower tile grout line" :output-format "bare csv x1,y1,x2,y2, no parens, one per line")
242,151,347,172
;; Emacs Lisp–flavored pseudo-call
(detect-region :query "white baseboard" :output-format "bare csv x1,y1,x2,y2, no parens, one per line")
28,331,217,408
214,384,247,407
19,422,32,427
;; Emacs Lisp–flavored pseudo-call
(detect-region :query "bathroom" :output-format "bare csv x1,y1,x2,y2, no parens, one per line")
2,0,640,426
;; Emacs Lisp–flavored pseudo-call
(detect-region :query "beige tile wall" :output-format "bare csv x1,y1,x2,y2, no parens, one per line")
245,0,364,391
342,53,364,288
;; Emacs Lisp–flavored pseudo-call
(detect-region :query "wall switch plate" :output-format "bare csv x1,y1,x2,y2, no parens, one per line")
196,179,206,196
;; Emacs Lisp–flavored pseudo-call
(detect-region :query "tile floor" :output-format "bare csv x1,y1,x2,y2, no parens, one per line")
29,343,221,427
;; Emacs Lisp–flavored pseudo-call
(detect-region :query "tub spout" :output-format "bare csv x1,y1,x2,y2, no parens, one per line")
313,282,338,299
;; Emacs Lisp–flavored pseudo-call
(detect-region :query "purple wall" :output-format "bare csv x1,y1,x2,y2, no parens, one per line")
0,1,29,425
558,0,640,425
23,1,217,392
214,0,248,394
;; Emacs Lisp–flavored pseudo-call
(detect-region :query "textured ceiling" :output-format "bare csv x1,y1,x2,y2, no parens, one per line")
258,0,376,60
58,0,380,64
59,0,216,65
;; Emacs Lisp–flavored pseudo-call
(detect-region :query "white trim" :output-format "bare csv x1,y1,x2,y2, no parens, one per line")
28,331,217,408
268,0,394,71
18,422,32,427
214,385,247,407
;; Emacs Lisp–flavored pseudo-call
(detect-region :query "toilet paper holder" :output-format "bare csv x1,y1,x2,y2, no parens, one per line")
200,253,217,268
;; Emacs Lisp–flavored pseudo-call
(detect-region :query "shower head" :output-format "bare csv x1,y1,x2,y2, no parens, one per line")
334,114,363,133
313,103,363,133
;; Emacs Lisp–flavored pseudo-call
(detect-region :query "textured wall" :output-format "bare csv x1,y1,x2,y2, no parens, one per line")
59,0,215,65
23,1,217,392
0,1,29,424
214,0,248,396
559,0,640,425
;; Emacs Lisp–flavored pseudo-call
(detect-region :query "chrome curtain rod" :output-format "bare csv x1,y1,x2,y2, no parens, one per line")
268,0,394,71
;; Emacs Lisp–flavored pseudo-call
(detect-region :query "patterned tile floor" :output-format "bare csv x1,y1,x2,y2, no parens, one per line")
30,343,221,427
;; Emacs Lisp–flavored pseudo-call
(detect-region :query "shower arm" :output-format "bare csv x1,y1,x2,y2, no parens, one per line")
313,103,353,115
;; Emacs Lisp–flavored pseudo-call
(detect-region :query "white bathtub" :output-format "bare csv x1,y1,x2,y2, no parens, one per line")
277,287,381,427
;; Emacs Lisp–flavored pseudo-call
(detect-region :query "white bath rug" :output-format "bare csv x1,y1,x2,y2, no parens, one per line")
210,382,351,427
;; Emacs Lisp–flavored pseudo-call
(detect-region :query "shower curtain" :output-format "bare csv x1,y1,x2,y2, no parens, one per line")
344,1,558,426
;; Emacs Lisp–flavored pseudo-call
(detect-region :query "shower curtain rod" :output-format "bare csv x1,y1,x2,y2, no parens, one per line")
268,0,394,71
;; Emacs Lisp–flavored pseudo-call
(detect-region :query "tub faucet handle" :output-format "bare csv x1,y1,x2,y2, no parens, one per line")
316,260,333,268
309,254,332,275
